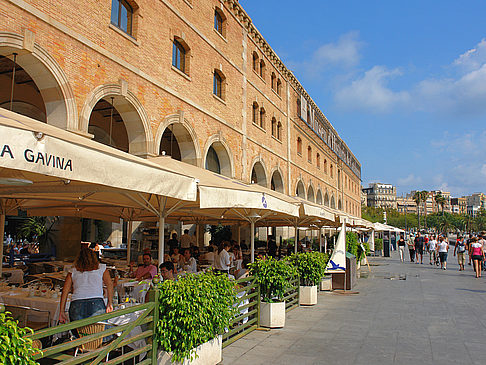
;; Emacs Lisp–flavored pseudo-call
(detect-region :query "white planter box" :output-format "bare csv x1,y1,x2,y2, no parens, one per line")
320,277,332,291
260,301,286,328
157,335,222,365
299,285,317,306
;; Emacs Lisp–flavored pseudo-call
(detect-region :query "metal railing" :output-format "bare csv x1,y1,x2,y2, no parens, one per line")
27,288,159,364
283,277,300,312
222,276,260,348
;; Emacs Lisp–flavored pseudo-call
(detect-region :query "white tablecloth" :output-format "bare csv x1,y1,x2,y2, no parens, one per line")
0,289,63,326
116,279,150,303
2,268,24,284
108,308,147,358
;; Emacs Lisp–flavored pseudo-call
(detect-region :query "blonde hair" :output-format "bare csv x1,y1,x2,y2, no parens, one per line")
74,246,100,272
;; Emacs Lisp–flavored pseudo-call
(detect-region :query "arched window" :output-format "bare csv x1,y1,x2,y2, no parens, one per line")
271,117,277,137
214,8,226,36
252,52,259,72
252,102,259,124
111,0,134,35
172,38,188,74
297,98,301,118
260,59,265,79
307,146,312,163
297,137,302,155
330,164,333,178
259,107,265,129
323,159,327,174
271,72,276,90
316,153,320,169
307,108,311,123
213,69,225,99
277,121,282,140
277,79,282,95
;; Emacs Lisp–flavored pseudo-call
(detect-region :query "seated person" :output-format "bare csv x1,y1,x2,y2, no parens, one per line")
235,259,249,279
129,253,157,280
182,248,197,273
170,247,183,269
159,261,176,281
201,246,216,265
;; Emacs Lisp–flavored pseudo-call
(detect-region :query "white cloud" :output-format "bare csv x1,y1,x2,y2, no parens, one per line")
397,174,422,186
453,39,486,71
334,66,410,113
300,31,364,78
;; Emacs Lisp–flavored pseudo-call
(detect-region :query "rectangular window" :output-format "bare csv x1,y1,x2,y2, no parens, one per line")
172,41,185,72
213,73,222,98
111,0,133,35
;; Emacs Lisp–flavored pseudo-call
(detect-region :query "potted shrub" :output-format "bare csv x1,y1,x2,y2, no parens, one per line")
0,306,39,365
249,257,297,328
155,271,238,365
291,252,328,305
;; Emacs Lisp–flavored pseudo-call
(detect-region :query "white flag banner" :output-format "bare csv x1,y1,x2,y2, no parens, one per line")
325,222,346,273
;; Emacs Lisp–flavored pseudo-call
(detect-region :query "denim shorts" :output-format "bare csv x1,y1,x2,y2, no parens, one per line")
69,298,106,322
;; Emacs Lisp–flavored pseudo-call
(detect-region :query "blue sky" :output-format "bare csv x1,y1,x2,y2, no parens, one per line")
240,0,486,197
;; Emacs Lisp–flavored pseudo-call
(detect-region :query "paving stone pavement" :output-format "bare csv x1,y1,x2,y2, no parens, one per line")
221,250,486,364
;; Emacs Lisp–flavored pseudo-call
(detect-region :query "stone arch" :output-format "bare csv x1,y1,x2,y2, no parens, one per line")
330,194,336,209
295,180,306,199
250,157,268,188
79,83,153,157
154,113,201,166
324,192,330,207
307,184,315,203
203,134,234,178
338,198,342,210
316,189,323,205
0,31,77,129
270,167,284,193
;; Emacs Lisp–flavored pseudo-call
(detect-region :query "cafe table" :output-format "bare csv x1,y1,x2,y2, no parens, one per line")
2,267,24,284
0,288,65,326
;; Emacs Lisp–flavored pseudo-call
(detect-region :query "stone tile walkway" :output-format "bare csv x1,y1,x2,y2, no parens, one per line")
222,251,486,364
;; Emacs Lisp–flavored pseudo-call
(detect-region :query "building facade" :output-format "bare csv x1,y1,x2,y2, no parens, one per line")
362,183,396,209
0,0,361,219
450,197,466,214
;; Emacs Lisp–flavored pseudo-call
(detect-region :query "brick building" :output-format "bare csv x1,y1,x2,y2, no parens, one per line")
0,0,361,220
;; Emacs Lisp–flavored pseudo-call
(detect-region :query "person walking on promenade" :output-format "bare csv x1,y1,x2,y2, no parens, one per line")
479,233,486,271
438,236,449,270
454,236,466,271
428,235,438,266
397,234,406,262
470,237,483,278
407,234,415,262
466,234,473,266
415,232,425,264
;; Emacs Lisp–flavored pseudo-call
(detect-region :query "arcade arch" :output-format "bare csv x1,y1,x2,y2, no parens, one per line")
250,160,267,187
316,189,323,205
0,32,77,129
330,195,336,209
270,168,284,193
296,180,306,199
203,136,233,177
324,192,330,207
307,184,315,203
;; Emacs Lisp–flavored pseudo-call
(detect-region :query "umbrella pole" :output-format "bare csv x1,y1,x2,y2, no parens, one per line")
294,223,298,254
237,224,241,245
196,223,200,247
319,228,323,253
0,209,4,276
126,220,133,265
250,221,255,263
158,216,165,265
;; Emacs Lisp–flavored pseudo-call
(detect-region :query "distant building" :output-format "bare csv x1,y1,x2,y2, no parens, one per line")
450,197,466,214
465,193,486,217
361,188,367,207
396,197,416,214
362,183,397,209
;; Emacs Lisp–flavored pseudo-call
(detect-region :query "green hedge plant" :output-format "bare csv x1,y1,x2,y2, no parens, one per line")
0,308,39,365
375,238,383,251
249,257,297,303
155,271,238,363
291,252,329,286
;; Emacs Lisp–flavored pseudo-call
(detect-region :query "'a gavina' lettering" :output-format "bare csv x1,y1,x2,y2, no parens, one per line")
24,149,72,171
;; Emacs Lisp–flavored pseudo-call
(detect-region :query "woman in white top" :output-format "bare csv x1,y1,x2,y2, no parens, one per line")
437,236,449,270
428,236,438,266
59,246,113,323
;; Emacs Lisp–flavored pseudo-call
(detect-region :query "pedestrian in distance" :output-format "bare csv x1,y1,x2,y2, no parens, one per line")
428,235,438,266
470,237,483,278
397,234,406,262
437,236,449,270
478,233,486,271
454,236,466,271
415,232,425,264
407,234,415,262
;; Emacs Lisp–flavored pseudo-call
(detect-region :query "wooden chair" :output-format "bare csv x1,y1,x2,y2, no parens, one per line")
74,322,113,361
5,305,51,330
